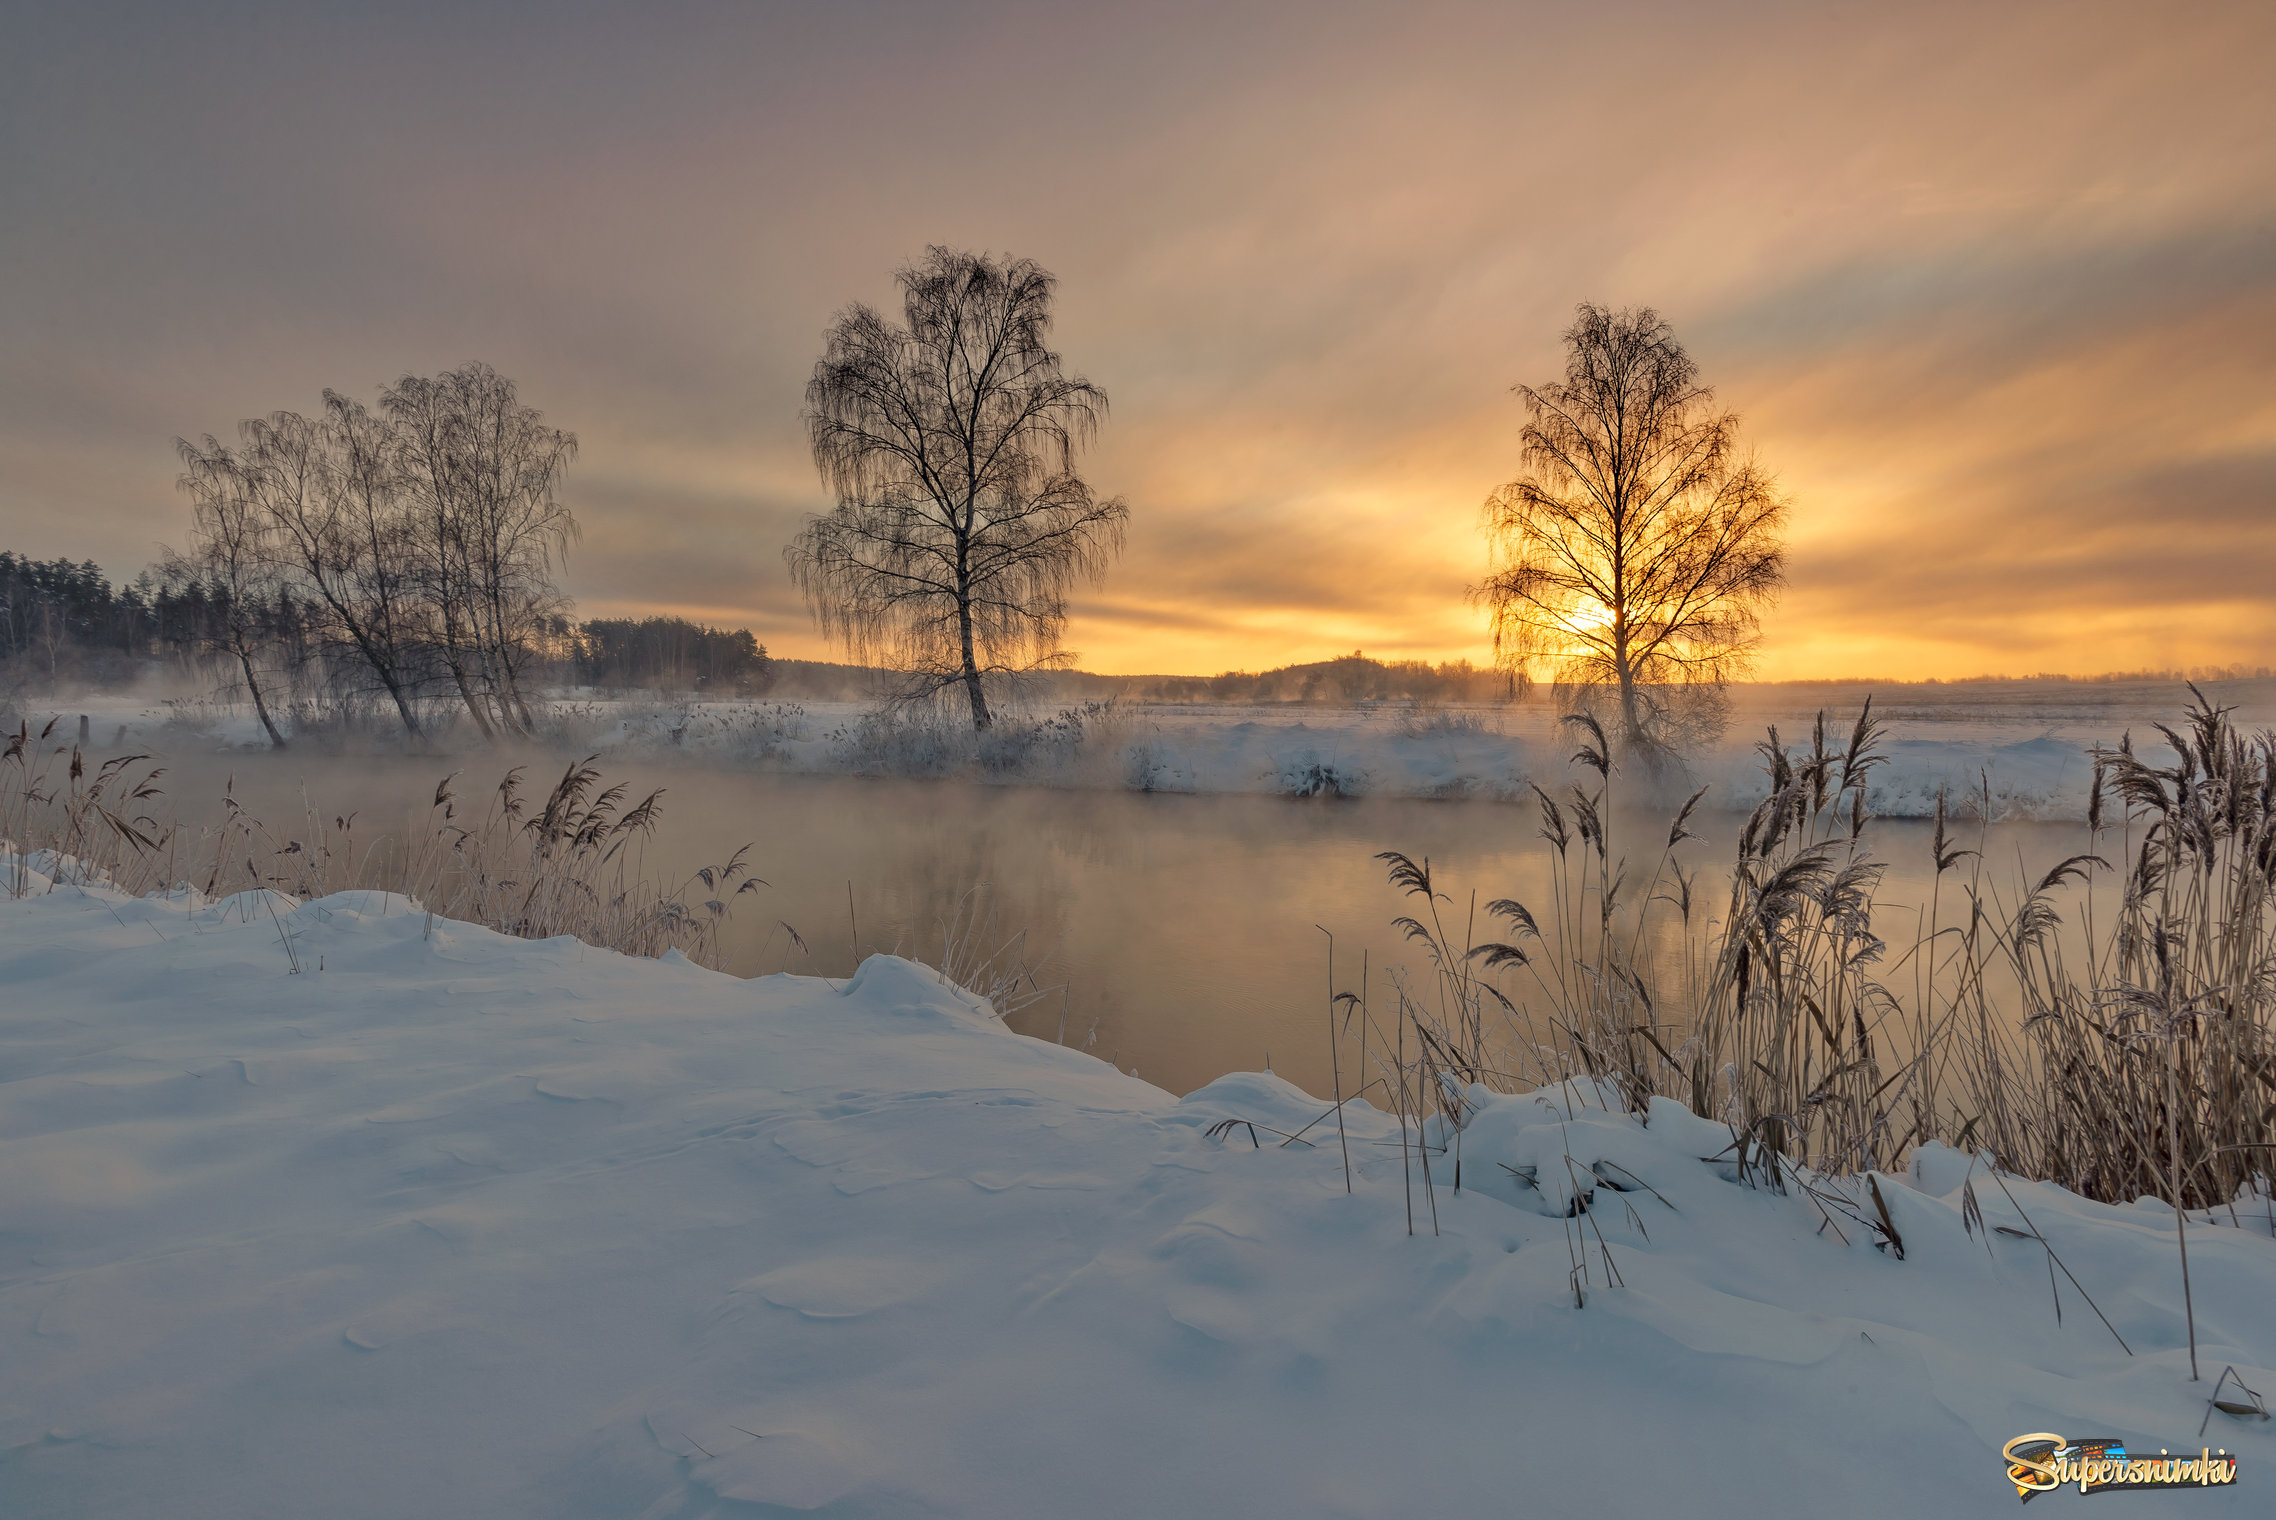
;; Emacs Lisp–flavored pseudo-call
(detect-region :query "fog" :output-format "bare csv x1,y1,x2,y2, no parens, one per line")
72,734,2102,1098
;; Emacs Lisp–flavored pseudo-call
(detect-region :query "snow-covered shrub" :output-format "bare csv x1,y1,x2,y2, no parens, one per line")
1390,703,1497,739
1124,736,1193,793
828,701,1112,782
536,699,618,749
829,710,966,778
1274,753,1367,797
675,702,811,758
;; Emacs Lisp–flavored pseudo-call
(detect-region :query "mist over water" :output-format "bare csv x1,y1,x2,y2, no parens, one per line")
96,738,2100,1099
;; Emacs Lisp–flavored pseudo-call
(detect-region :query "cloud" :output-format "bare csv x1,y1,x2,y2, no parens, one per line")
3,0,2272,677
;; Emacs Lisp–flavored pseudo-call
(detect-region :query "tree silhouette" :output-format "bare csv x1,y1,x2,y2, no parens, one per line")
1477,304,1785,756
789,247,1127,729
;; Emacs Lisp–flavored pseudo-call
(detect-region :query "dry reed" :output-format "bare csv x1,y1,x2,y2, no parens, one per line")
1357,689,2276,1220
1,724,758,967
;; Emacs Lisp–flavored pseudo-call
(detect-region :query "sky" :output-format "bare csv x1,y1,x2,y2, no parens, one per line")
3,0,2271,680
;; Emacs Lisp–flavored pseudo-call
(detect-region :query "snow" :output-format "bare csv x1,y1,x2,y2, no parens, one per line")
5,871,2272,1516
20,678,2275,817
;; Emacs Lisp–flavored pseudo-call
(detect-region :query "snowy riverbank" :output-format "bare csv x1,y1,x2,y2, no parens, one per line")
25,677,2273,818
4,871,2272,1516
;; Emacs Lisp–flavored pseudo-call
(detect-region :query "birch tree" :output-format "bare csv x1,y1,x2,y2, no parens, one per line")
1477,304,1786,756
384,363,577,738
789,247,1128,729
236,404,427,737
172,437,289,747
384,363,576,736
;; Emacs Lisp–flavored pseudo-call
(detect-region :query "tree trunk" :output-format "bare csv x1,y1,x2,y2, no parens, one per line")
491,638,534,737
234,635,287,749
447,657,499,741
436,587,500,740
483,589,528,735
502,661,537,734
956,592,991,730
338,621,424,738
1614,618,1644,751
380,674,424,739
472,620,525,738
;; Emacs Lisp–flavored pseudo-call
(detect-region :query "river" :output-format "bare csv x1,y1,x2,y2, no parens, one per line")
83,744,2108,1098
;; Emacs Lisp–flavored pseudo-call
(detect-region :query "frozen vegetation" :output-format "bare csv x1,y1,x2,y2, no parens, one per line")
20,676,2276,818
3,864,2272,1516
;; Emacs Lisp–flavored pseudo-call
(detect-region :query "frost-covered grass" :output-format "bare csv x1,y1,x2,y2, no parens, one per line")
30,677,2276,815
2,879,2271,1516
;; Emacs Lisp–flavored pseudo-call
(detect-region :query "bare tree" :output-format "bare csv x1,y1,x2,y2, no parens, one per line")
238,405,428,737
385,363,577,739
790,247,1128,729
1476,304,1786,756
385,374,495,738
168,365,576,743
443,364,578,732
316,391,430,734
173,437,289,747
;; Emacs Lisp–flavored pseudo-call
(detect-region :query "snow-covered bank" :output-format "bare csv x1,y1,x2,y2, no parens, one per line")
17,683,2245,818
4,879,2271,1517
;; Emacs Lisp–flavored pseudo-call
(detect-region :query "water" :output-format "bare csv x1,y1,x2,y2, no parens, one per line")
92,744,2104,1099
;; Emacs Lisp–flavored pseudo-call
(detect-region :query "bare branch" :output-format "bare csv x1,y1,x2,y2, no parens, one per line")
787,248,1127,728
1474,304,1786,757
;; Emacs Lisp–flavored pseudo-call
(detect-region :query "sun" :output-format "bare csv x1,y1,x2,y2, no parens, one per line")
1558,597,1615,636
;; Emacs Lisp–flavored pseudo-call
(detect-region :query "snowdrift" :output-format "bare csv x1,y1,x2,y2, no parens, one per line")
4,877,2271,1516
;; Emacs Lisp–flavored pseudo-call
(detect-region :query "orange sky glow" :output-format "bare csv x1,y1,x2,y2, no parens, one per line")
4,1,2271,681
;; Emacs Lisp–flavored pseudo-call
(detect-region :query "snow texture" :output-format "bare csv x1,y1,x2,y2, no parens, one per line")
4,870,2272,1516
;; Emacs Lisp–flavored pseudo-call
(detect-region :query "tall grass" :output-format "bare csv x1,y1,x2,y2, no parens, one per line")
1988,701,2276,1210
1359,689,2276,1220
1,720,757,966
2,719,171,897
395,760,763,962
928,883,1057,1020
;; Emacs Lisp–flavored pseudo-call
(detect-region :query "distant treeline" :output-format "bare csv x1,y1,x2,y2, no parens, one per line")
1123,653,1522,705
1915,666,2275,685
1,548,774,702
742,654,1523,706
0,580,1518,710
19,545,2260,711
1,551,224,684
572,618,773,695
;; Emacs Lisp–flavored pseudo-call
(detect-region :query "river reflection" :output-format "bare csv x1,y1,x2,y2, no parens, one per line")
112,746,2098,1098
